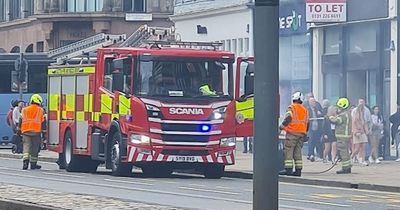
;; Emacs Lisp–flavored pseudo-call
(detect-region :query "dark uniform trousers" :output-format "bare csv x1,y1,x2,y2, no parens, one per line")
336,137,351,169
22,134,41,163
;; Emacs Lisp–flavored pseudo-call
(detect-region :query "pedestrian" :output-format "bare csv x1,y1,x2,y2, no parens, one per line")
369,106,384,164
11,101,24,154
279,92,309,177
307,97,324,161
243,136,253,153
351,102,370,166
330,98,352,174
13,101,24,131
322,105,338,163
19,94,45,170
389,105,400,162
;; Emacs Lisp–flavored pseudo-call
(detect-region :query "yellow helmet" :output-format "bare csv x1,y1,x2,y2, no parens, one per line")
30,94,43,105
336,98,349,109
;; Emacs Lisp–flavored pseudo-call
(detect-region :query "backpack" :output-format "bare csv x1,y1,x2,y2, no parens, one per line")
6,107,14,127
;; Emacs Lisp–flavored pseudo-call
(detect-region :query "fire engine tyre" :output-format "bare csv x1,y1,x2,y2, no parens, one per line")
110,132,132,177
203,165,225,179
63,130,99,173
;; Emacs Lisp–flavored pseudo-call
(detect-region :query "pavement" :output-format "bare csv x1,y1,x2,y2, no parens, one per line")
0,157,399,210
0,143,399,194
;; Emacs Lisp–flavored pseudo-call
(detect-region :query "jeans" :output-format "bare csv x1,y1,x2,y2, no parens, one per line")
308,129,323,158
243,136,253,152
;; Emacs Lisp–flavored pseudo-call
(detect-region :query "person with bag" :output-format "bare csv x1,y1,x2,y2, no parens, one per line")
12,101,24,154
279,92,309,177
369,106,384,164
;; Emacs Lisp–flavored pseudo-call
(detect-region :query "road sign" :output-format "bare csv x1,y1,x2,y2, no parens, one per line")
306,0,347,23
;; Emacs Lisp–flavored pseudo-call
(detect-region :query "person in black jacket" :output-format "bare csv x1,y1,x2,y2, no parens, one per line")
389,105,400,161
307,97,324,161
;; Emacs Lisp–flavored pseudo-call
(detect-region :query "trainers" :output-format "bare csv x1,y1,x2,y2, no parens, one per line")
315,157,323,162
378,157,383,161
375,159,381,164
323,159,328,163
309,155,315,162
361,161,369,166
368,156,374,163
396,158,400,162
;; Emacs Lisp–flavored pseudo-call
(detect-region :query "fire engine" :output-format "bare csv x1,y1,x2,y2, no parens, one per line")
46,25,237,178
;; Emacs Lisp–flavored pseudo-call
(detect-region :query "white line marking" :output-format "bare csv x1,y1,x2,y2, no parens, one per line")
188,183,206,187
279,204,320,210
42,172,83,178
215,186,233,190
104,179,154,186
179,186,240,195
280,197,351,208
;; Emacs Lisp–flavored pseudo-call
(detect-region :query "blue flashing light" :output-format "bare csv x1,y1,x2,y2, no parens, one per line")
200,124,211,132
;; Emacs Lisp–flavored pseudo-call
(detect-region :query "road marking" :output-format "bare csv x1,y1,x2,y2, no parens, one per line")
188,183,206,187
162,181,178,184
0,171,252,205
215,186,233,190
280,192,295,196
281,182,400,196
42,172,83,178
280,197,351,208
349,200,369,204
279,205,320,210
311,194,342,199
178,186,240,195
104,179,154,186
244,189,252,192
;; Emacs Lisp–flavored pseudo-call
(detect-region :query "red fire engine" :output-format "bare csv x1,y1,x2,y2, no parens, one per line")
47,28,238,178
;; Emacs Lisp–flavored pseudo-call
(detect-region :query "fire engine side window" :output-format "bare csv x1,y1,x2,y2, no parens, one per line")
103,58,113,91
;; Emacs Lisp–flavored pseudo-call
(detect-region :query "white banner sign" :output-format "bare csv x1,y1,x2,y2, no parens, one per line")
306,0,346,23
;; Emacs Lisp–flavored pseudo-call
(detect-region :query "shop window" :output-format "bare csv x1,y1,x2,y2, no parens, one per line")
66,0,103,12
324,73,341,103
324,26,340,55
348,23,377,53
123,0,146,13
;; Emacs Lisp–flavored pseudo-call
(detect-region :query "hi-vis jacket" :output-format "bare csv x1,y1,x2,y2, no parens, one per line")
21,104,44,134
330,110,352,139
283,103,309,135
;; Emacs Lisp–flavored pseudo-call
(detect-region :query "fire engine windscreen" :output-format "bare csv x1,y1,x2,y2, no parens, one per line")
134,58,233,98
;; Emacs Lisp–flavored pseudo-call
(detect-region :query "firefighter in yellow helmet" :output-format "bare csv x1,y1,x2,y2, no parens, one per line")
329,97,352,174
199,84,217,96
279,92,309,176
19,94,45,170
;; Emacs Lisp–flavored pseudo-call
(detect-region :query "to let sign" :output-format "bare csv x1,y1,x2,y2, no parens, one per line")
306,0,347,23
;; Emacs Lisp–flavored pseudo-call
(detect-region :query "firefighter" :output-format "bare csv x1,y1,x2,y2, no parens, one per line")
199,84,216,96
329,97,352,174
279,92,309,176
19,94,45,170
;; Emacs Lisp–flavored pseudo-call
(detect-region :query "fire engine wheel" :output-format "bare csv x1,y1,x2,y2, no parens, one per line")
110,132,132,176
203,164,225,179
63,130,99,173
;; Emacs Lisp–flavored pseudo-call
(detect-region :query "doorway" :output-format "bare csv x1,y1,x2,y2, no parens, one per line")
347,71,367,106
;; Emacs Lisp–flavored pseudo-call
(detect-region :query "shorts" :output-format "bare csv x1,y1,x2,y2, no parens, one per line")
353,133,368,144
323,129,337,143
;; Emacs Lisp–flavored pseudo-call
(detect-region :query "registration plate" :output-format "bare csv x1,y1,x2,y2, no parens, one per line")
174,156,198,162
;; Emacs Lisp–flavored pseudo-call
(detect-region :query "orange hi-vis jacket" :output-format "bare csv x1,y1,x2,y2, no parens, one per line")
284,103,309,135
21,104,44,134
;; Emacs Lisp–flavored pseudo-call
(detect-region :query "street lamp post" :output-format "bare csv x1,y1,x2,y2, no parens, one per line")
253,0,280,210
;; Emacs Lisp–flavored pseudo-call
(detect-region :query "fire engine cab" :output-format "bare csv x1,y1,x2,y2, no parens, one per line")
47,33,237,178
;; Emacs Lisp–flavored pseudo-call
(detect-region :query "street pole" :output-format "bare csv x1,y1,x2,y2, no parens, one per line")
253,0,279,210
18,52,24,101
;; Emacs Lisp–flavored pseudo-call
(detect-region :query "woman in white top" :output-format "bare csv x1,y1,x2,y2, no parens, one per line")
370,106,384,164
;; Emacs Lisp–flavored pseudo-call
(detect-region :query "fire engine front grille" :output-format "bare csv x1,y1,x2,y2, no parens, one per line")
161,123,205,132
161,134,209,143
161,150,209,156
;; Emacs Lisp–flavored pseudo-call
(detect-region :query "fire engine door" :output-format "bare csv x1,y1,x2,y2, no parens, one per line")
235,57,254,137
48,76,61,145
75,75,89,149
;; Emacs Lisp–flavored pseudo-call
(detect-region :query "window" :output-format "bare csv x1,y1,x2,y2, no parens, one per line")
231,39,237,55
244,38,250,54
24,0,34,17
238,38,244,55
66,0,103,12
9,0,21,20
348,23,377,53
103,58,114,91
324,27,340,55
0,0,5,21
124,0,146,13
324,73,341,103
225,40,231,52
134,58,233,99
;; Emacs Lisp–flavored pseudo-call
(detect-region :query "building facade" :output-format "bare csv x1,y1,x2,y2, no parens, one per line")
0,0,174,52
311,0,393,115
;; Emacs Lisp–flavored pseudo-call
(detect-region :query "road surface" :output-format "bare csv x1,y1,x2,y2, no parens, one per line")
0,157,398,210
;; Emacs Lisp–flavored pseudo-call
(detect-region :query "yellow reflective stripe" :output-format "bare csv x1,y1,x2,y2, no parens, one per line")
119,95,131,115
76,111,85,122
89,94,93,112
49,94,59,111
236,97,254,120
101,94,112,114
48,66,96,75
93,112,101,122
84,94,89,112
112,114,119,120
62,111,67,119
66,94,75,111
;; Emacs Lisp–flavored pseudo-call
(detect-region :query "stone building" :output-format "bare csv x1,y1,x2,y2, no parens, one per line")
0,0,174,53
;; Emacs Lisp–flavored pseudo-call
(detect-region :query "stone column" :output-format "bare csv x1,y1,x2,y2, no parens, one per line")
112,0,122,12
50,0,60,12
35,0,45,14
103,0,113,12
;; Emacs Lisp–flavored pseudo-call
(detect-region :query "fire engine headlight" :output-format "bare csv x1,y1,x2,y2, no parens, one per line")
130,134,151,144
220,137,236,147
212,107,227,120
145,104,160,111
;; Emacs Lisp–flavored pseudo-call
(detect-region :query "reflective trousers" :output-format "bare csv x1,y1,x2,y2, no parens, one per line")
284,133,304,170
337,138,352,170
22,134,41,163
